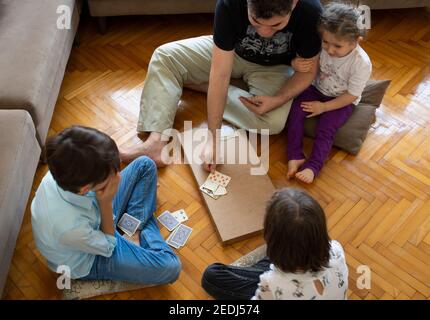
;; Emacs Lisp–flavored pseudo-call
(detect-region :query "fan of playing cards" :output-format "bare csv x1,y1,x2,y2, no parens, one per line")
199,170,231,200
157,209,192,249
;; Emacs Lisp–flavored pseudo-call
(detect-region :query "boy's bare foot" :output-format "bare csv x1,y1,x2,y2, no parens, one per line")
120,133,168,167
287,159,306,179
295,168,315,184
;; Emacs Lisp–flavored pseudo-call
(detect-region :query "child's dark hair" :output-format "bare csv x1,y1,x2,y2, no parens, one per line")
319,2,366,42
247,0,294,19
43,126,120,193
264,188,331,274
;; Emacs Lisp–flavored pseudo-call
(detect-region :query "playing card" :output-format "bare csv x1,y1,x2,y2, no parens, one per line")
166,229,181,249
208,171,231,187
157,210,180,231
171,209,188,223
201,179,219,192
200,184,220,200
118,213,141,237
170,224,193,247
213,185,227,196
220,125,238,140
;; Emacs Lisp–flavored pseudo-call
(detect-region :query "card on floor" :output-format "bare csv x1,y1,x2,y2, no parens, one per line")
170,224,193,247
208,171,231,187
171,209,188,223
166,230,181,249
118,213,141,237
157,210,180,231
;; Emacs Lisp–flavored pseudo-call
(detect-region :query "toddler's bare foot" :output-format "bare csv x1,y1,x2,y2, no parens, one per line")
287,159,306,179
295,168,315,184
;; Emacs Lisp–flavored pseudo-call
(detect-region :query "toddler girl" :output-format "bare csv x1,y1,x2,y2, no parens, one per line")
287,3,372,183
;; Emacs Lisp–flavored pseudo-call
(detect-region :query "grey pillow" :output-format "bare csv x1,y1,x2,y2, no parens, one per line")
303,80,391,155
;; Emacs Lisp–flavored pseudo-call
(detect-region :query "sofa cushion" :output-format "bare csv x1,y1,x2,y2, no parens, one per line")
88,0,217,17
360,79,391,105
0,0,79,144
0,109,41,295
304,80,391,155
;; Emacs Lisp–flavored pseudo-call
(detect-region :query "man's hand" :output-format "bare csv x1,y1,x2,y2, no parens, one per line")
291,56,315,73
96,172,121,205
239,95,283,116
301,101,327,118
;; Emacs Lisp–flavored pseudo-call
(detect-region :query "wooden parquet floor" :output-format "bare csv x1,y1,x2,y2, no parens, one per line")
3,9,430,300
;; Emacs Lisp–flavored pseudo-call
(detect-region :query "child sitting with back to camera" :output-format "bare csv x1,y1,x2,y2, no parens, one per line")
201,188,348,300
287,3,372,183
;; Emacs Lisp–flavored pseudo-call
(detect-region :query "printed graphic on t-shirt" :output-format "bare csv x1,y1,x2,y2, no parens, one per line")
316,62,347,96
235,25,292,63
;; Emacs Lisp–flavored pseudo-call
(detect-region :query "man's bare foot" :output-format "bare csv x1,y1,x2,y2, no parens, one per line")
295,168,315,184
120,133,168,167
287,159,306,179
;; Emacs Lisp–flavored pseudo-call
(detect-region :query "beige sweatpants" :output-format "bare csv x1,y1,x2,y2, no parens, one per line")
138,35,293,135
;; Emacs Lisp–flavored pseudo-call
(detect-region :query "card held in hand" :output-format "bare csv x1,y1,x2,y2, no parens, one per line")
157,210,180,231
118,213,141,237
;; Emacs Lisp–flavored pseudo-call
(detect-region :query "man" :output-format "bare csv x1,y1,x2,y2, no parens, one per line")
122,0,322,172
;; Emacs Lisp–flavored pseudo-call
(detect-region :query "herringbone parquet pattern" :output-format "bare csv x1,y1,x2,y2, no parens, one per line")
3,9,430,300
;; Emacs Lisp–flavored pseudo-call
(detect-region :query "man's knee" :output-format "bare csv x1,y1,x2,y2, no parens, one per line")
265,117,288,135
264,102,292,135
153,43,175,58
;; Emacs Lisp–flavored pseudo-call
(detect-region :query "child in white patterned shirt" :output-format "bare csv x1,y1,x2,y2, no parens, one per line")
202,188,348,300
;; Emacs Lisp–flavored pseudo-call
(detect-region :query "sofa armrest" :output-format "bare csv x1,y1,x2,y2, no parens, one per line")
0,110,41,296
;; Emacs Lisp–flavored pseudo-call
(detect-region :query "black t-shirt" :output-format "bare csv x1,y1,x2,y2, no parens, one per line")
213,0,322,66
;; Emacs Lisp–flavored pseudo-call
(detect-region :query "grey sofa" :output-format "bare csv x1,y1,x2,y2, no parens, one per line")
87,0,430,33
0,0,81,296
88,0,217,33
